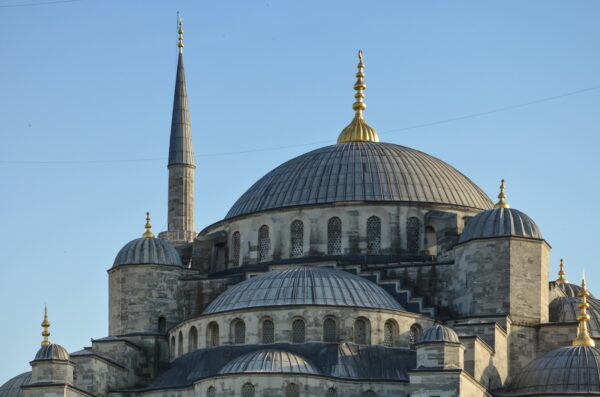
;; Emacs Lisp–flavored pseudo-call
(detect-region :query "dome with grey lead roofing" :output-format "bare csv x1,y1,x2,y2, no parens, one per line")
558,282,593,298
0,372,31,397
225,142,493,220
218,349,320,375
419,324,460,343
459,207,542,244
34,344,69,361
112,237,182,268
203,266,403,314
549,297,600,337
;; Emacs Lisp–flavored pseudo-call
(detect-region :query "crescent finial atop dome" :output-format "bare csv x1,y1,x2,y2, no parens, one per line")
337,50,380,144
573,273,595,347
41,305,50,347
494,179,510,209
177,14,184,54
143,212,155,238
557,258,568,285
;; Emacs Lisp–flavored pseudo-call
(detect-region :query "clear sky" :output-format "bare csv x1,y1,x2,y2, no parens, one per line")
1,0,599,383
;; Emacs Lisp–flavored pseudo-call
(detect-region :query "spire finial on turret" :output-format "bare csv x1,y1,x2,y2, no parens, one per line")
494,179,510,209
557,258,568,285
177,14,184,54
337,50,379,144
573,272,595,347
41,305,50,347
143,212,155,238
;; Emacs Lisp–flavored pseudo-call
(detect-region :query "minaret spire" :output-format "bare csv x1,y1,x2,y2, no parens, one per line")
161,14,196,244
573,273,595,347
41,306,50,347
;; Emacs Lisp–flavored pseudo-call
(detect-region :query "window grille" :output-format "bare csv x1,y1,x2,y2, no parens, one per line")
262,319,274,344
362,391,377,397
208,322,219,347
292,319,306,343
323,318,337,342
188,326,198,351
383,321,395,347
241,383,255,397
407,217,421,254
354,318,369,345
367,216,381,254
258,225,270,262
206,387,216,397
327,217,342,254
285,383,299,397
409,324,422,346
290,220,304,257
231,231,241,266
325,388,337,397
234,320,246,344
177,331,183,356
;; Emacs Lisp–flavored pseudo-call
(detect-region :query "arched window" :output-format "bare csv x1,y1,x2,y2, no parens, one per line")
177,331,183,356
362,391,377,397
367,216,382,254
206,386,216,397
290,220,304,257
285,383,299,397
170,335,176,358
292,318,306,343
158,317,166,333
241,383,255,397
262,319,275,344
231,231,241,266
407,217,421,254
233,320,246,344
207,322,219,347
258,225,270,262
188,326,198,351
325,388,337,397
383,320,398,347
425,226,437,256
354,318,370,345
323,318,337,342
327,217,342,254
409,324,422,347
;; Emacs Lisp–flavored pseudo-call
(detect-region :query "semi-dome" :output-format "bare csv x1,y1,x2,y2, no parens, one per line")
218,349,320,375
459,207,542,244
34,344,69,361
498,346,600,395
225,142,492,219
549,297,600,337
113,237,182,268
203,266,403,314
0,372,30,397
419,324,460,343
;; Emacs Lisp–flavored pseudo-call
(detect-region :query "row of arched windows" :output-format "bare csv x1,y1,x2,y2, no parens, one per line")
230,216,424,265
206,384,375,397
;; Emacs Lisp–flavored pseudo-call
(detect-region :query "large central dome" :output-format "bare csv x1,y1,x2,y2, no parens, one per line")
226,142,492,219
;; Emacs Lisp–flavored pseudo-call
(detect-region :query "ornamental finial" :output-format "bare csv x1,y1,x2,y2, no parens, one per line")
573,272,595,347
337,50,379,144
556,258,568,285
41,306,50,347
494,179,510,209
177,14,184,54
143,212,155,238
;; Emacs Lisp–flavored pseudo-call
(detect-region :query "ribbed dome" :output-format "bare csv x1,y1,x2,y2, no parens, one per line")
420,324,460,343
0,372,30,397
203,266,403,314
226,142,492,219
558,282,593,298
459,207,542,244
549,297,600,337
218,349,320,375
34,344,69,361
498,346,600,395
113,237,182,268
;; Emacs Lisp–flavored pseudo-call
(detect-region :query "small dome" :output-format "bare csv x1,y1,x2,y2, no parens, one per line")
459,207,542,244
549,297,600,337
113,237,182,268
558,282,594,298
419,324,460,343
498,346,600,395
203,266,403,315
0,372,31,397
218,349,320,375
34,344,69,361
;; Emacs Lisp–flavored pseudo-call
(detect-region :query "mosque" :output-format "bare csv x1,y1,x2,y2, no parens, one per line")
3,19,600,397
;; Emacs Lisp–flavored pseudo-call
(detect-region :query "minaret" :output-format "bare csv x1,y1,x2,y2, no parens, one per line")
161,16,196,244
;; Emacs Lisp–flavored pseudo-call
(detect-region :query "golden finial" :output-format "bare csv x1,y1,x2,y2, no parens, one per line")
573,273,595,347
493,179,510,209
556,258,568,285
143,212,155,238
41,306,50,347
337,50,380,144
177,14,184,54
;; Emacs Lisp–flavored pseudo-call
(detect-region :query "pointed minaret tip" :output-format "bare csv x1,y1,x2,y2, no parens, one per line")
573,272,595,347
494,179,510,209
178,15,184,54
41,305,50,347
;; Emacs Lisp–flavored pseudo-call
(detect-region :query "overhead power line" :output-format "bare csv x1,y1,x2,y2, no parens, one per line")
0,0,80,8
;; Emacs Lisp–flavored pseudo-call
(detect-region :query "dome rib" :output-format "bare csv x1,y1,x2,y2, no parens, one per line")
225,142,492,219
218,349,320,375
419,324,461,343
459,207,542,244
0,372,31,397
113,237,183,268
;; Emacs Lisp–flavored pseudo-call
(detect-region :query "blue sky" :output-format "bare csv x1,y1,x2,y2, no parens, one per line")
1,0,599,383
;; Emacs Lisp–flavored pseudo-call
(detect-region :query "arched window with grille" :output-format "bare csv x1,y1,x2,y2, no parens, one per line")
188,326,198,351
323,317,337,342
262,319,274,344
325,388,337,397
233,319,246,344
170,335,176,358
292,318,306,343
290,220,304,257
362,391,377,397
158,316,166,333
409,323,422,347
327,217,342,254
354,317,370,345
207,322,219,347
258,225,270,262
383,320,398,347
177,331,183,356
407,217,421,254
285,383,300,397
206,386,216,397
231,231,241,266
367,216,382,254
241,383,255,397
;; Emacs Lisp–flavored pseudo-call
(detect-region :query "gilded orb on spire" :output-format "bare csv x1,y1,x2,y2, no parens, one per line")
178,15,184,53
494,179,510,209
556,258,568,285
337,50,380,144
41,305,50,347
143,212,155,238
572,273,595,347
